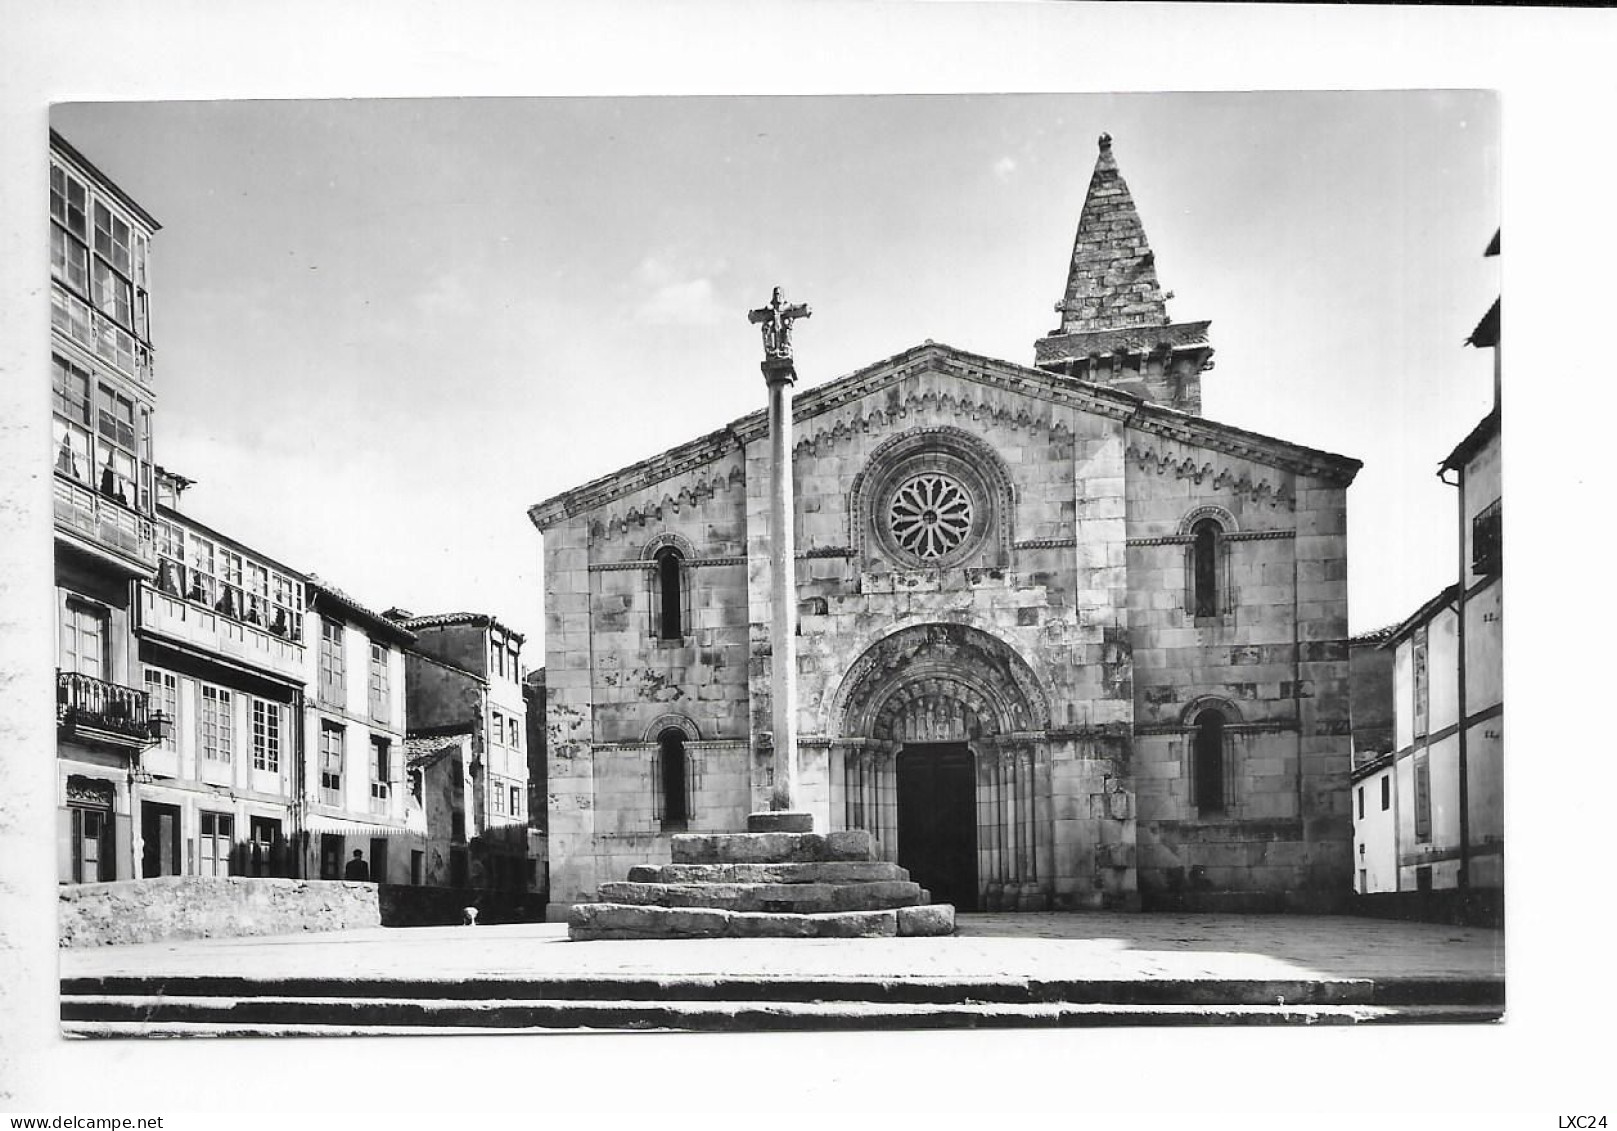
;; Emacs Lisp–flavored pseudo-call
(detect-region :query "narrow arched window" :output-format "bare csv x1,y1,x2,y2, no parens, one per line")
1193,708,1226,815
656,728,689,828
1191,518,1221,617
654,547,684,640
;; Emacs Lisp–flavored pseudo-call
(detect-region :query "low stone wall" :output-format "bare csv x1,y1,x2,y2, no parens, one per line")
59,876,381,948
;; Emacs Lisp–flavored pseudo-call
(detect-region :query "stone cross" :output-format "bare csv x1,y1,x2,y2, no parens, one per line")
748,286,812,362
748,286,810,824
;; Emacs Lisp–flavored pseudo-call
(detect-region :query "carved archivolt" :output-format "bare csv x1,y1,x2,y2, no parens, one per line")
832,622,1050,741
641,531,696,560
642,713,701,743
1179,695,1244,727
1125,438,1295,510
1178,504,1238,536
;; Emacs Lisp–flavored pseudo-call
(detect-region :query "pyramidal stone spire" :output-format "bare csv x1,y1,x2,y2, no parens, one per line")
1034,133,1214,415
1057,132,1168,334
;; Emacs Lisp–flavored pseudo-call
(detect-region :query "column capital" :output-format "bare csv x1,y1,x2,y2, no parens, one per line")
761,357,798,386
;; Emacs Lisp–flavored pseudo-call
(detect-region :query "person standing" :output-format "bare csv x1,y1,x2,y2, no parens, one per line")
343,849,370,881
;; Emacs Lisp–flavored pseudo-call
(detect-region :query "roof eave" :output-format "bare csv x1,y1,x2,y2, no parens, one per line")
307,582,418,645
1440,407,1501,474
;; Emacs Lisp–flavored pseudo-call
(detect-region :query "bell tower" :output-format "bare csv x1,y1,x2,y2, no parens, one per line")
1034,134,1214,415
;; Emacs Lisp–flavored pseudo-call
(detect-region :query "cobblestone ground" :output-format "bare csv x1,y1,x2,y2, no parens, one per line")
60,912,1504,985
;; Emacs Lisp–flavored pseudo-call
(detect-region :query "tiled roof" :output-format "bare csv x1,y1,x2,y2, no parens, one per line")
306,575,417,644
390,611,526,643
1440,407,1501,474
1385,584,1462,646
1350,624,1400,645
1466,297,1500,349
405,731,468,769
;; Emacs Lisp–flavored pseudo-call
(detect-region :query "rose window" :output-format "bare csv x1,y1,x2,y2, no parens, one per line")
888,473,975,561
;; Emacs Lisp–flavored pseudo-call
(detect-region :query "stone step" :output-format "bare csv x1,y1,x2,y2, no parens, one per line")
567,902,955,940
60,996,1506,1036
671,829,876,865
596,880,924,913
60,971,1507,1009
627,861,910,885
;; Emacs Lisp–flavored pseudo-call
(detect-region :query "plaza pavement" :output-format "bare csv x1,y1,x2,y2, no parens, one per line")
61,911,1503,985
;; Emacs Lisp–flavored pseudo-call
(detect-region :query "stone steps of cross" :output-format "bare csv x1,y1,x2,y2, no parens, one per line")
61,971,1506,1007
595,880,925,914
626,861,911,885
59,993,1505,1037
670,829,877,865
568,902,954,940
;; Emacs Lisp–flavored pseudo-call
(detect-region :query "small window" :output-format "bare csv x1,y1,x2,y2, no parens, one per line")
1412,627,1430,739
1381,775,1391,812
199,685,233,763
250,698,281,773
368,642,390,723
60,600,107,679
1190,518,1221,618
320,722,345,806
369,737,391,814
319,618,345,706
1356,785,1364,820
654,547,685,640
145,669,179,752
655,728,691,829
1413,756,1432,843
1472,499,1501,577
1192,708,1225,815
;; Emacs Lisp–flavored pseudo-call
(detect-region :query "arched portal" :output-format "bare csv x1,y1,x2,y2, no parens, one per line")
829,623,1052,911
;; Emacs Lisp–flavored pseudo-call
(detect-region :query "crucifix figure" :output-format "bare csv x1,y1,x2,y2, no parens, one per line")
748,286,812,362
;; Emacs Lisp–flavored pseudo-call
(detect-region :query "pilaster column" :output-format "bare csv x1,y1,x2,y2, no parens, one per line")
765,358,799,811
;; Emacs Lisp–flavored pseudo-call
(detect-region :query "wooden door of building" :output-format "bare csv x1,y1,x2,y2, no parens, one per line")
896,742,978,912
141,802,181,877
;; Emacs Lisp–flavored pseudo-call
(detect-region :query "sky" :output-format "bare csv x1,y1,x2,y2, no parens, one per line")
50,92,1498,649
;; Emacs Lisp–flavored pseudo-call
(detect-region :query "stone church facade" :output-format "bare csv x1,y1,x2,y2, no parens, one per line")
529,136,1361,918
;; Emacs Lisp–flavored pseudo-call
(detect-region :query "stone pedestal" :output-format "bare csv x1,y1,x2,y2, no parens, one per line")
747,810,813,833
568,828,956,940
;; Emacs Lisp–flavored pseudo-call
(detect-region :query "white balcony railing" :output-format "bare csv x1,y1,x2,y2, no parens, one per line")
139,586,306,682
53,476,156,568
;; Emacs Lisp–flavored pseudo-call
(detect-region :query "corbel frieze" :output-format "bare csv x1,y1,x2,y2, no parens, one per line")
794,385,1074,461
1124,437,1296,510
587,463,747,541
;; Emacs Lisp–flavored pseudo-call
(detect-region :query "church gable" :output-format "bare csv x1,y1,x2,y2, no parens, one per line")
533,133,1364,918
528,338,1356,550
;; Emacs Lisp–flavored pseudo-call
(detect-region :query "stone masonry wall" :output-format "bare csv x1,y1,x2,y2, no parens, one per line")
59,876,380,947
1123,431,1351,909
545,451,754,913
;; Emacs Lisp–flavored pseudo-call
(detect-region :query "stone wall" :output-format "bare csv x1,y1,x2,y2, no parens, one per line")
59,876,380,947
1123,436,1352,907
